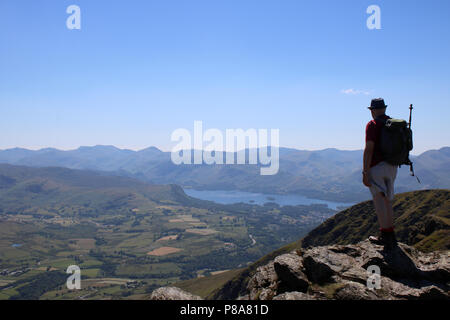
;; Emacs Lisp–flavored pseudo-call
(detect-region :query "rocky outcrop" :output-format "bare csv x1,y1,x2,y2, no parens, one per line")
244,240,449,300
149,287,202,300
150,240,449,300
273,253,309,293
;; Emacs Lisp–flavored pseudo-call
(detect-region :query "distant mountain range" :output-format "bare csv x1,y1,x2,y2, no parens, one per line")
0,146,449,202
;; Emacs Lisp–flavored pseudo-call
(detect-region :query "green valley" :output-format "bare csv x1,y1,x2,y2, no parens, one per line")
0,164,335,299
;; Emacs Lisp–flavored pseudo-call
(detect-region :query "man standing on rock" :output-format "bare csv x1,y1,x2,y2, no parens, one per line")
363,98,398,249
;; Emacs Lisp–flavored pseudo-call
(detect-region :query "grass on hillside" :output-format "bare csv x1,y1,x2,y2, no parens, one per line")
170,268,244,299
208,189,450,300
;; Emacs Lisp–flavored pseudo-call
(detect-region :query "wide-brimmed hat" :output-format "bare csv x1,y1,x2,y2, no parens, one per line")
368,98,388,110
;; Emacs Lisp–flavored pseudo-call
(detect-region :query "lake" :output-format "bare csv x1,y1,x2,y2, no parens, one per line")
183,189,354,210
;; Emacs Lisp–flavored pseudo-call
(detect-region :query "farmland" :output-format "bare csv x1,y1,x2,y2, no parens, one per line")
0,164,336,299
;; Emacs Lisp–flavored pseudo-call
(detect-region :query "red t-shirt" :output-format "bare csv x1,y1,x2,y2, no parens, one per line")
365,114,390,168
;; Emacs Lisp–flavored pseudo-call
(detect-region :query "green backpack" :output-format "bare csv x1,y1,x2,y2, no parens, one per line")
376,117,413,166
376,105,420,183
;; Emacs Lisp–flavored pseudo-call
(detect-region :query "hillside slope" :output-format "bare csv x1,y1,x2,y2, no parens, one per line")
0,164,196,215
208,189,449,299
301,189,450,252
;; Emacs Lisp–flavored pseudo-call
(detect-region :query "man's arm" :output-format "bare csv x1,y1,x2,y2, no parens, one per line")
363,140,374,173
363,140,374,187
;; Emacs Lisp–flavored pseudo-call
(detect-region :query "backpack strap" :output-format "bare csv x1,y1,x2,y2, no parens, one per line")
374,115,388,125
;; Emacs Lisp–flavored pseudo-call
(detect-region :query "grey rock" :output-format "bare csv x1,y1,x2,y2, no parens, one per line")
273,253,309,293
244,240,449,300
360,243,420,279
333,281,380,300
340,266,369,285
247,262,278,300
149,287,202,300
273,291,314,300
417,285,449,300
382,277,450,300
302,245,354,284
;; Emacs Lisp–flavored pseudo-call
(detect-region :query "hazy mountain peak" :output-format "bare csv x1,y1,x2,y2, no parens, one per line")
138,146,164,154
77,145,121,151
37,147,60,152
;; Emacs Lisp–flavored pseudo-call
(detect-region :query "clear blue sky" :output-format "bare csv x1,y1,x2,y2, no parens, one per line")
1,0,449,154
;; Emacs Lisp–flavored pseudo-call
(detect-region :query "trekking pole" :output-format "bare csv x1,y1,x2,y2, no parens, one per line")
407,104,421,183
408,104,413,129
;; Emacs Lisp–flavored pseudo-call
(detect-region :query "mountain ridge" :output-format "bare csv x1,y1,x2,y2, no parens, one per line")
1,146,449,203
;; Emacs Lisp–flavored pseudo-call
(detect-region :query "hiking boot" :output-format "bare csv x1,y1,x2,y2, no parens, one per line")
368,232,387,246
383,232,398,250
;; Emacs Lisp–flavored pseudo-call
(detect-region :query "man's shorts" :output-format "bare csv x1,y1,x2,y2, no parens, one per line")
368,161,398,201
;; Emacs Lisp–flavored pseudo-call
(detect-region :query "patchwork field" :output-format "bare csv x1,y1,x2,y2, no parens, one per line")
69,239,96,250
147,247,183,256
156,235,179,242
185,228,217,235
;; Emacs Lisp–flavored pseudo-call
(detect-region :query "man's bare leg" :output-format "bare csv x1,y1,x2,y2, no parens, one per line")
370,192,397,247
383,196,395,229
372,192,389,229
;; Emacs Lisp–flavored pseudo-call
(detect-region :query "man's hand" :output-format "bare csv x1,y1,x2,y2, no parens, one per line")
362,172,372,187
